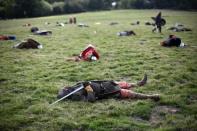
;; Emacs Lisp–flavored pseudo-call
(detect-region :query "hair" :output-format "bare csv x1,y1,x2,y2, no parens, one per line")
169,35,174,38
160,41,166,46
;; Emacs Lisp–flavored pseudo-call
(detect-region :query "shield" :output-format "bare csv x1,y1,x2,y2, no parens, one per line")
161,18,166,26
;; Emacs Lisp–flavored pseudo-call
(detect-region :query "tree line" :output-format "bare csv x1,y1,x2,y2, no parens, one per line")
0,0,197,19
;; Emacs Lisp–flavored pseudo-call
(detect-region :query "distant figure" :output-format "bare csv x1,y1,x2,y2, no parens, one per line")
73,17,77,24
145,21,155,26
22,23,31,27
56,22,65,27
30,27,52,35
31,27,39,33
78,23,89,27
109,22,119,25
0,35,16,40
160,35,186,47
13,38,43,49
45,22,50,25
34,30,52,35
167,23,192,32
65,44,99,62
69,17,73,24
117,30,136,36
152,12,166,33
131,21,140,25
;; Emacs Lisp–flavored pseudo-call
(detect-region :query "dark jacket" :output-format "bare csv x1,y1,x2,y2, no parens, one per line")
57,80,121,102
13,39,42,49
162,35,181,47
152,12,166,27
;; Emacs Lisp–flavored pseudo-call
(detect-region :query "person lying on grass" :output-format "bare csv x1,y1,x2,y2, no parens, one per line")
167,23,192,32
13,38,43,49
160,35,186,47
57,74,160,102
34,30,52,35
65,44,99,62
30,27,52,35
117,30,136,36
0,35,16,40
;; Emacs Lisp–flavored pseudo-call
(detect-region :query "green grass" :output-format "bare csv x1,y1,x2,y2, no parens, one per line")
0,9,197,131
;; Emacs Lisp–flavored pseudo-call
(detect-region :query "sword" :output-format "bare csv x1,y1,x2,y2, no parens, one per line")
50,84,84,106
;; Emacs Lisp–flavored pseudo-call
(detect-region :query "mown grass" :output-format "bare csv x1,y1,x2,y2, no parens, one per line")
0,9,197,131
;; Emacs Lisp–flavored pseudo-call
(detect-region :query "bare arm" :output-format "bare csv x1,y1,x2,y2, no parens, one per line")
85,85,96,102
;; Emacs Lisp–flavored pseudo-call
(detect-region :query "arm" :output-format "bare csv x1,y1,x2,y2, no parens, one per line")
84,84,96,102
87,91,96,102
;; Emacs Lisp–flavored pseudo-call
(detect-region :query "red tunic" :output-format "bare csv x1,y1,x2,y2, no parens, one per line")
80,45,99,61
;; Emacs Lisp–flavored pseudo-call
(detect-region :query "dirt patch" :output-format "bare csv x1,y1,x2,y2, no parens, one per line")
0,78,7,83
132,116,149,124
150,106,180,125
186,95,197,104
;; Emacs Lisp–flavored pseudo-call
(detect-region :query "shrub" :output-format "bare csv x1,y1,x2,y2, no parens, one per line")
33,0,52,16
52,2,65,14
64,0,88,13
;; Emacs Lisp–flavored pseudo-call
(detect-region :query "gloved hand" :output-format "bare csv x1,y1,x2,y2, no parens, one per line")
85,85,93,92
83,82,90,87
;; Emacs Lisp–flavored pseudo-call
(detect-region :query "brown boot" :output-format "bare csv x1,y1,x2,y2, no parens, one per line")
137,74,147,86
149,94,160,101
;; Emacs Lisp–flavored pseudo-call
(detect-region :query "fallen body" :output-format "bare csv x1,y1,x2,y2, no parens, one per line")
78,23,89,27
167,23,192,32
160,35,186,47
131,21,140,25
109,22,119,25
65,44,99,62
34,30,52,35
13,38,43,49
57,74,160,102
117,30,136,36
0,35,16,40
30,27,52,35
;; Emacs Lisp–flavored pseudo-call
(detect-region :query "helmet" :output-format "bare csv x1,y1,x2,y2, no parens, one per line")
91,56,97,61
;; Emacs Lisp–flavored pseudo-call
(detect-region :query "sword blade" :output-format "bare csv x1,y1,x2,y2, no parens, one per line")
50,84,84,106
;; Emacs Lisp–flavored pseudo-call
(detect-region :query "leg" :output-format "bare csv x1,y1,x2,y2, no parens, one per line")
152,26,157,32
116,81,135,89
65,57,77,61
116,74,147,89
120,89,160,101
65,56,81,62
158,25,162,33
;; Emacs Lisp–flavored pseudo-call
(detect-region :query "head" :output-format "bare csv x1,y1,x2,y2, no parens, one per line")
57,87,70,99
169,35,175,38
157,12,162,18
57,86,85,101
31,27,39,33
128,30,136,35
90,56,97,61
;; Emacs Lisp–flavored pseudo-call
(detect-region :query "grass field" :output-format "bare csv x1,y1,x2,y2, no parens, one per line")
0,9,197,131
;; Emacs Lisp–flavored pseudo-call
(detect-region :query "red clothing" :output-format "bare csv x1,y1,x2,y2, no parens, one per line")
117,81,134,98
0,35,8,40
117,81,130,89
120,89,135,98
80,45,99,61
